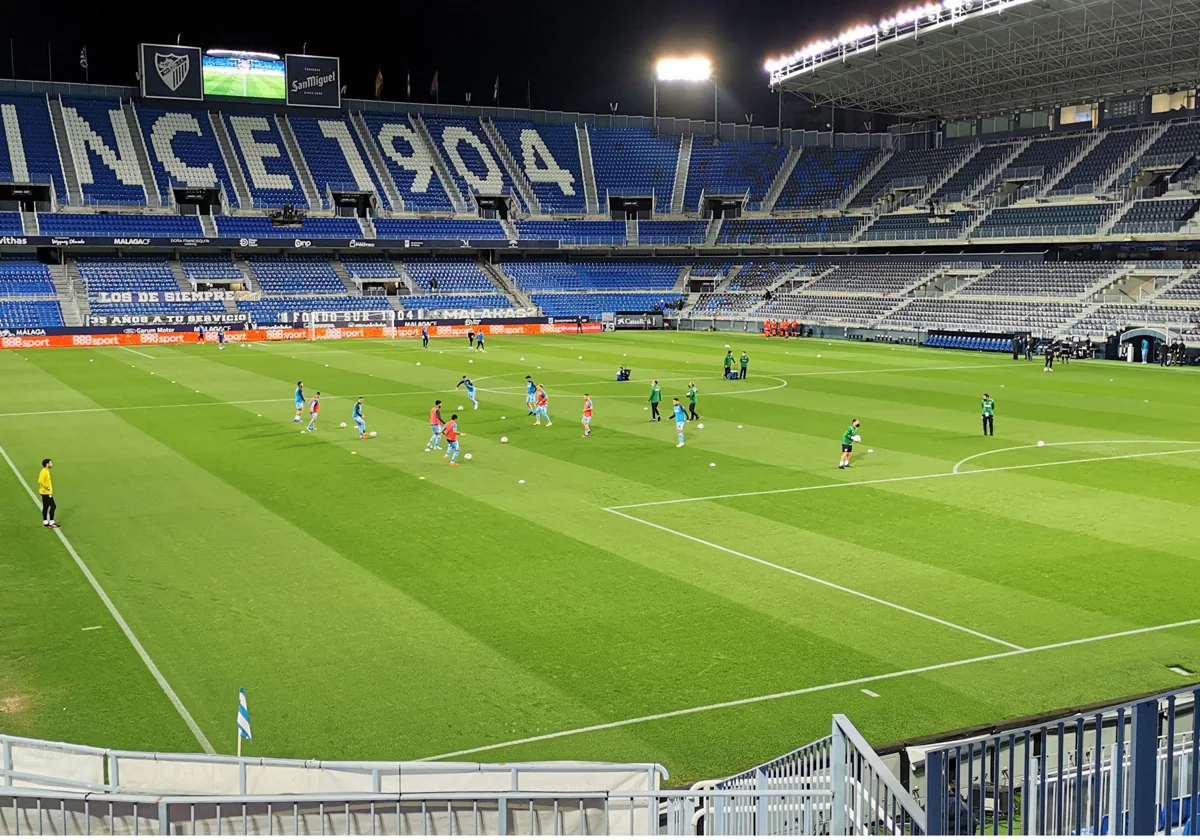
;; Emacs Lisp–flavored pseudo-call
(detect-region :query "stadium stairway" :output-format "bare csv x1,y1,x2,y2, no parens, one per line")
350,112,404,212
170,261,191,293
762,147,802,213
575,124,600,214
276,115,322,209
391,259,418,295
481,262,533,309
331,261,358,294
963,138,1032,202
233,258,255,292
20,208,39,235
199,214,218,236
46,95,83,205
670,134,693,214
1101,123,1171,194
839,146,894,210
626,218,639,246
209,113,253,209
410,114,471,213
704,218,723,245
120,100,162,208
1038,130,1108,196
49,263,82,327
358,215,376,238
64,259,89,323
481,118,541,214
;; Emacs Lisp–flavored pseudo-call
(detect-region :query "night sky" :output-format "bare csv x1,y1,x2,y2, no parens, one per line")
7,0,896,128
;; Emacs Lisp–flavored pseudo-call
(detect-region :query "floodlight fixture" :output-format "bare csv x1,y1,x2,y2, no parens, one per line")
656,57,712,83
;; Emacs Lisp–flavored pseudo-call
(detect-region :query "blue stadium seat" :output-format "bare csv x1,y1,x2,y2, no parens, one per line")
683,138,787,210
0,260,55,297
0,300,64,327
374,218,505,240
76,257,177,294
531,292,682,318
589,128,680,213
719,217,861,244
776,147,880,211
502,261,680,292
216,216,361,239
60,96,149,205
247,256,346,295
0,213,23,235
288,115,393,210
238,295,393,324
420,116,524,210
0,93,67,202
341,256,400,279
136,105,243,207
38,213,203,237
639,221,707,245
222,113,308,208
358,114,454,212
515,220,625,245
181,256,245,282
403,259,499,294
492,120,587,214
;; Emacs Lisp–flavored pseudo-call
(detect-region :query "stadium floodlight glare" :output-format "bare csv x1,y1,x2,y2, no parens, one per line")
656,57,712,82
763,0,1038,82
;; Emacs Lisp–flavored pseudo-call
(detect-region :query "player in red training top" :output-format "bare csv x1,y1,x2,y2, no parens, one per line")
581,394,593,438
426,400,444,451
444,414,464,465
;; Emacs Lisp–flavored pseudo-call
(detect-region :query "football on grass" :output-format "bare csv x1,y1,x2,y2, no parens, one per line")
340,422,347,428
464,453,473,460
369,431,377,438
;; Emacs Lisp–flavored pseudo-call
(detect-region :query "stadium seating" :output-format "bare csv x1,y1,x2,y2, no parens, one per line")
0,260,55,296
420,116,523,209
216,215,361,239
718,216,863,244
38,212,204,237
933,142,1015,201
1112,198,1200,234
76,257,177,293
403,259,498,294
775,146,880,210
975,135,1086,196
0,300,64,327
879,299,1085,333
88,300,224,316
848,147,967,209
691,292,763,316
358,114,455,212
492,120,587,214
1052,128,1151,194
728,261,805,291
638,220,707,245
976,203,1116,237
222,113,308,208
502,261,680,292
59,96,147,205
397,294,510,309
588,128,680,213
247,255,346,295
755,293,896,325
0,213,23,235
181,256,244,282
135,106,240,207
958,263,1117,297
341,256,401,279
804,261,941,295
1159,273,1200,301
532,292,683,318
926,334,1012,352
374,218,506,240
688,261,738,278
682,138,787,210
1119,122,1200,186
0,93,67,202
860,211,980,241
287,115,393,210
1073,303,1200,336
515,220,625,245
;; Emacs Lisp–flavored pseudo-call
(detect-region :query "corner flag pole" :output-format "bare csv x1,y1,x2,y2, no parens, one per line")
237,687,252,757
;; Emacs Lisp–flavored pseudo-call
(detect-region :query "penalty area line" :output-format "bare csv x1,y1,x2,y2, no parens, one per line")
415,617,1200,762
0,441,215,755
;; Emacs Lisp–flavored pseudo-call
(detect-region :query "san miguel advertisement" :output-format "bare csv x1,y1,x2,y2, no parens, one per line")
0,318,603,350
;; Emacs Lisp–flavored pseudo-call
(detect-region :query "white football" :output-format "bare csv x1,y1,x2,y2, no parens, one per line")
416,362,421,366
457,405,464,410
468,359,474,364
737,425,743,429
518,479,525,484
340,422,347,428
709,463,716,468
464,453,472,460
853,435,862,443
369,431,377,438
501,437,509,443
697,423,705,429
817,354,822,358
324,364,329,367
520,357,525,361
868,449,874,453
578,356,583,360
501,415,507,420
724,344,730,349
1037,440,1045,447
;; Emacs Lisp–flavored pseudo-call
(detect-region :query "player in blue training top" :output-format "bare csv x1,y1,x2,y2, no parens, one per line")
421,325,429,349
456,376,479,410
306,392,321,431
525,375,537,415
475,331,486,352
353,397,367,439
672,398,689,448
294,381,305,423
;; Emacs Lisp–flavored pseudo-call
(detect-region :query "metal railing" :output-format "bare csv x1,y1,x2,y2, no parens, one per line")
923,685,1200,836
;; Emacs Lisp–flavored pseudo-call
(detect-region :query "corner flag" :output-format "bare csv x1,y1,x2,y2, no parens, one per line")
236,687,252,755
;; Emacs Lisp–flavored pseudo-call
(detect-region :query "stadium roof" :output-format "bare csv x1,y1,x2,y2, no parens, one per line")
767,0,1200,119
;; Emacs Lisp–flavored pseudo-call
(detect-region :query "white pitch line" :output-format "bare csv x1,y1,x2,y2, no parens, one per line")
861,689,881,698
951,439,1200,474
606,507,1025,651
609,444,1200,511
0,441,215,755
415,617,1200,761
122,348,155,359
81,626,102,631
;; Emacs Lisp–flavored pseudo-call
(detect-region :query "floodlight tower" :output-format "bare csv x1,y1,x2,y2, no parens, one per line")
654,57,716,131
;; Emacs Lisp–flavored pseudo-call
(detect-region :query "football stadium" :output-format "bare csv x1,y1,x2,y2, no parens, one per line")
3,0,1200,834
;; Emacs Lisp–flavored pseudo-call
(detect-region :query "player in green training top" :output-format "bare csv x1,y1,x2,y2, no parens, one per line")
839,419,861,469
687,382,699,420
724,350,734,379
649,380,663,422
981,393,995,437
739,351,749,380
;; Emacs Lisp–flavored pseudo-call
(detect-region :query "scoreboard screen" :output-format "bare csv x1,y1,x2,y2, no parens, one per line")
203,51,285,100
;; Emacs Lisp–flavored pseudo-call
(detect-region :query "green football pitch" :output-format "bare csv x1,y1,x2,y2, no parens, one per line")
203,68,285,100
2,333,1199,784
